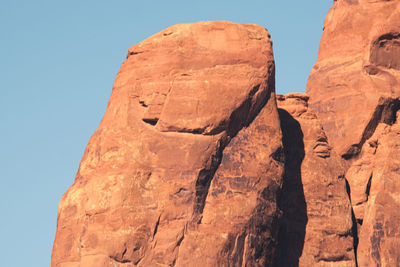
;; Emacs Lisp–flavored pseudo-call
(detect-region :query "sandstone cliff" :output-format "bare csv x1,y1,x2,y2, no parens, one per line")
307,0,400,159
52,2,400,266
51,21,284,267
307,1,400,266
276,93,355,267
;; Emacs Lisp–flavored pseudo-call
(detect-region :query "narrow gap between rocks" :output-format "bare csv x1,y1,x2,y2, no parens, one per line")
274,108,307,267
345,179,359,267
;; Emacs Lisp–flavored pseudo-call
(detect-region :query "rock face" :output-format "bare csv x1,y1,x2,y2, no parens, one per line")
276,93,355,267
307,0,400,159
307,1,400,266
51,21,284,267
52,3,400,266
345,116,400,267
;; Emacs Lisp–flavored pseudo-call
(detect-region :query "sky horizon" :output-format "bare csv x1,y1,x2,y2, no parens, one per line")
1,1,332,266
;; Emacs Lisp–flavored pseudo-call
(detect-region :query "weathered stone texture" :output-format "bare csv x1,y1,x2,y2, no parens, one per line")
51,1,400,265
51,21,284,267
307,0,400,159
276,93,355,267
308,1,400,266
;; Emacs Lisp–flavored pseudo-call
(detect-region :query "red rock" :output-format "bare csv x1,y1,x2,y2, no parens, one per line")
307,0,400,159
276,93,356,267
52,2,400,265
51,21,284,267
308,1,400,266
346,116,400,267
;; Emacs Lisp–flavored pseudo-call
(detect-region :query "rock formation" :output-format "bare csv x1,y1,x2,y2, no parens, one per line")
52,2,400,266
307,0,400,159
276,93,355,267
307,1,400,266
346,119,400,267
51,21,284,267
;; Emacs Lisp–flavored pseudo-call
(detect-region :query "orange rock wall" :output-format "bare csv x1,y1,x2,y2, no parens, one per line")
51,2,400,265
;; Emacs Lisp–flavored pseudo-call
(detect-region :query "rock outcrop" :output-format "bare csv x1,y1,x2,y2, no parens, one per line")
307,0,400,159
276,93,355,267
51,21,284,267
345,116,400,267
52,2,400,266
307,1,400,266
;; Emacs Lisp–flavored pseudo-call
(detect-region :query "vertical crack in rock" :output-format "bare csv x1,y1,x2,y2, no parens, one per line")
152,214,161,240
192,82,273,223
365,173,372,203
345,178,359,267
193,140,226,222
274,108,307,267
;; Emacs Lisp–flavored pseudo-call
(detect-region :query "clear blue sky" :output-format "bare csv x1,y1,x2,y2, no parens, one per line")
0,1,332,266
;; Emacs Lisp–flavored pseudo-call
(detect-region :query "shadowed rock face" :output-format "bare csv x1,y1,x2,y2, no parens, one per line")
276,94,355,267
51,21,284,267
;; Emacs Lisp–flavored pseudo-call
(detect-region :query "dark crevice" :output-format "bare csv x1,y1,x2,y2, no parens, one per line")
351,209,359,267
376,32,400,43
345,179,359,267
109,248,131,264
142,118,159,126
342,97,400,160
365,173,373,201
318,255,345,263
127,51,144,59
193,138,227,222
176,231,185,247
271,146,285,163
139,101,148,107
274,108,307,267
153,214,161,239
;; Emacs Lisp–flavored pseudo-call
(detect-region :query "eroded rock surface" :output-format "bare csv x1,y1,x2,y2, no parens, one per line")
276,93,355,267
51,21,284,267
52,2,400,265
346,113,400,267
308,1,400,266
307,0,400,159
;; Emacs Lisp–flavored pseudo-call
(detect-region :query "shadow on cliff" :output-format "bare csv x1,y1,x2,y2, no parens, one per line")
274,109,308,267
